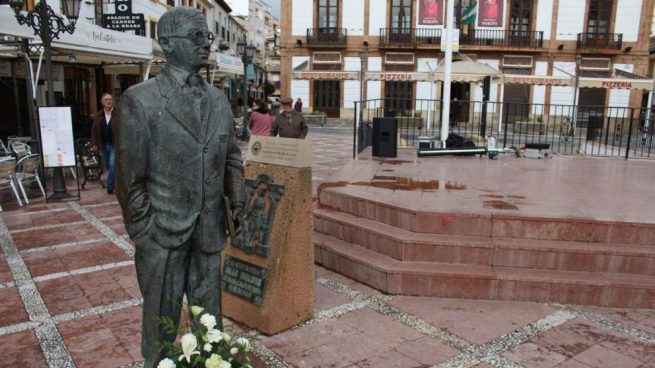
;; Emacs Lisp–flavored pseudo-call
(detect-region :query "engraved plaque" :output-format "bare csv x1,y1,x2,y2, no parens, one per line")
231,174,284,257
222,256,269,306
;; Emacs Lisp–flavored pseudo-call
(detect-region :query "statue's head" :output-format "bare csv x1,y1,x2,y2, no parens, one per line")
157,7,213,72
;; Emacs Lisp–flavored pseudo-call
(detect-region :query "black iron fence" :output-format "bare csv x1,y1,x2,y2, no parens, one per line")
577,32,623,50
306,28,348,46
353,98,655,159
379,28,543,48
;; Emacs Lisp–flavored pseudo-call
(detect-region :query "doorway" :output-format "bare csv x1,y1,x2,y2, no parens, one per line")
384,81,413,116
313,80,340,118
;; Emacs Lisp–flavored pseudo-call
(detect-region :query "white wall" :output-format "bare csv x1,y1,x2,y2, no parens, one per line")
556,0,585,41
550,61,576,114
367,81,382,102
535,0,553,41
344,57,361,72
368,0,387,36
368,57,382,72
292,0,313,36
614,0,642,42
532,61,548,106
343,0,365,36
344,81,361,108
608,64,633,116
291,56,310,106
225,0,249,16
473,59,499,112
416,58,438,111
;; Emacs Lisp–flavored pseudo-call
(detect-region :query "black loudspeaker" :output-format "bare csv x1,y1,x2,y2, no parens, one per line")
372,117,397,158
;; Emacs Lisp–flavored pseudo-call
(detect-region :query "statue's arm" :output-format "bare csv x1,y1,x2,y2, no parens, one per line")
224,125,245,210
114,92,151,239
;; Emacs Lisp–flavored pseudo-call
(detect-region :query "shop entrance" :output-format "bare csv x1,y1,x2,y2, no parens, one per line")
313,80,340,118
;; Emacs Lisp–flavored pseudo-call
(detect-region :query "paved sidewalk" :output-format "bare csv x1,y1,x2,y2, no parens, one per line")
0,130,654,368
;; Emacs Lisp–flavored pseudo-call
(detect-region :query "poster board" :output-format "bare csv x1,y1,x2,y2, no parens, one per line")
38,106,76,168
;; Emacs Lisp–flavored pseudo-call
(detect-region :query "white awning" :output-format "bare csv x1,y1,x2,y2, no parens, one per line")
502,74,572,86
579,77,654,91
212,52,244,75
0,6,156,63
435,60,501,82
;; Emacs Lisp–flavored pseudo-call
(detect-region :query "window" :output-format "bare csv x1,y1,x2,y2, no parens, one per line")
166,0,175,7
587,0,612,34
317,0,338,29
390,0,412,30
215,21,219,34
509,0,532,33
222,26,226,40
150,21,157,39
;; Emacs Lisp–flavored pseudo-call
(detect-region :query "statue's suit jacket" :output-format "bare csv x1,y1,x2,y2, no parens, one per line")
114,67,245,252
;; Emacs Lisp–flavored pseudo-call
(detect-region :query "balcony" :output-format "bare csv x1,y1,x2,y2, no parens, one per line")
577,33,622,50
379,28,442,48
379,28,543,49
459,29,543,48
306,28,347,47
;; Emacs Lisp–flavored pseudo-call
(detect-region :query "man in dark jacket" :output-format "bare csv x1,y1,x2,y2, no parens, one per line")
271,97,308,138
113,7,245,368
91,92,115,193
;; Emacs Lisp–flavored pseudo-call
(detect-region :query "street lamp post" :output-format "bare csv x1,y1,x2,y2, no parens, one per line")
9,0,81,199
572,54,582,136
237,41,256,125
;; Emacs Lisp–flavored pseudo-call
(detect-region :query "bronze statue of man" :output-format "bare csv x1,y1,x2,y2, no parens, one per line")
113,6,245,368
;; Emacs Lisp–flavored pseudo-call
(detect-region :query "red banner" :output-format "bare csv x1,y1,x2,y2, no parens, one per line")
418,0,444,26
478,0,503,27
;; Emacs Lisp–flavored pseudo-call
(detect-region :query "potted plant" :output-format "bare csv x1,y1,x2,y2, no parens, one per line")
303,110,327,126
396,110,424,129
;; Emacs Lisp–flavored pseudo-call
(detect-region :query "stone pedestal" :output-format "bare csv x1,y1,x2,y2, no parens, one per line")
222,136,314,335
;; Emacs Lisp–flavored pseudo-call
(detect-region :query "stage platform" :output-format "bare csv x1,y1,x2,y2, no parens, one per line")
314,149,655,307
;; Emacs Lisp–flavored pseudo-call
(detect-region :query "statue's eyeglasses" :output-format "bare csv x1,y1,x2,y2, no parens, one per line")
162,31,215,46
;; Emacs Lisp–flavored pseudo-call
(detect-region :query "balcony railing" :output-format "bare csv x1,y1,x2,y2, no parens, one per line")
379,28,442,47
306,28,347,46
459,29,543,48
577,33,622,50
379,28,543,48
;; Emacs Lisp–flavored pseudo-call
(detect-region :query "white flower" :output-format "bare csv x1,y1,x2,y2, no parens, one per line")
178,333,200,363
235,337,251,352
190,306,205,317
230,347,238,355
204,342,213,352
206,328,223,343
221,332,231,342
157,358,176,368
200,314,217,329
205,354,232,368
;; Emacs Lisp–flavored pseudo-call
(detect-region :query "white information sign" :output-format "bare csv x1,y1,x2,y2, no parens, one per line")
38,106,76,168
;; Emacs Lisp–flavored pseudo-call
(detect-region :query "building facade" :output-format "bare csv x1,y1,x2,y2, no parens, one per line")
280,0,654,119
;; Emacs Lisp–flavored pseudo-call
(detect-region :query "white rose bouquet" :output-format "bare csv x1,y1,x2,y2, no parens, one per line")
157,306,252,368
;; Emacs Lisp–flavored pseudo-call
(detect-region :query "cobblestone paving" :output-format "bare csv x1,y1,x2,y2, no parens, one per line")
0,129,654,367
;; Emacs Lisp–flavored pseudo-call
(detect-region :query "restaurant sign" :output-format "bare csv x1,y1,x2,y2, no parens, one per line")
292,71,359,80
504,75,571,86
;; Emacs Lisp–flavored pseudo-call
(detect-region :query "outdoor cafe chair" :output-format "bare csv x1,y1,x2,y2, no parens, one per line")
10,141,31,161
0,157,23,211
15,154,46,204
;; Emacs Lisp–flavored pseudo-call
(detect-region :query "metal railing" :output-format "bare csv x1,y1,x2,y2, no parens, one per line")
459,29,544,48
353,98,654,159
306,28,347,46
379,28,442,47
379,28,543,48
577,33,623,50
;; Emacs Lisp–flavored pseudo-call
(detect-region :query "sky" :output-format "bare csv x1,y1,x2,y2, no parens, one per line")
265,0,280,19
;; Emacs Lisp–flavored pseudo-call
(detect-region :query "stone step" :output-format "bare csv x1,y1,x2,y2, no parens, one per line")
314,232,655,308
315,208,655,275
317,187,655,245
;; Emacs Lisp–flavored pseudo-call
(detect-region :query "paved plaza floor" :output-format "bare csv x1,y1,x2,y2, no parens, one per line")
0,129,654,367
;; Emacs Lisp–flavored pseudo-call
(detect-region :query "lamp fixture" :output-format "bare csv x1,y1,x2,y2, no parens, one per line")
68,54,77,63
624,46,632,52
557,44,564,50
296,39,302,45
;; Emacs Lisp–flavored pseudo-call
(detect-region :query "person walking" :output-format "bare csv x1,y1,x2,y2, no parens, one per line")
271,97,308,139
294,97,303,112
248,98,274,136
91,92,116,194
113,7,245,368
